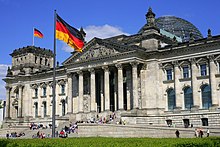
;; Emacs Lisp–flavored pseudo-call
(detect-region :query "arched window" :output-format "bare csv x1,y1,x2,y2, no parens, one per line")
184,87,193,109
201,85,211,109
167,88,176,110
61,100,65,116
34,102,38,118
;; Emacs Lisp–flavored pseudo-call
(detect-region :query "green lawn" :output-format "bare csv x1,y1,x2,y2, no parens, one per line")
1,137,220,147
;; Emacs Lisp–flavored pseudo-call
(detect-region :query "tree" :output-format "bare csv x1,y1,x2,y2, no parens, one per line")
0,100,3,109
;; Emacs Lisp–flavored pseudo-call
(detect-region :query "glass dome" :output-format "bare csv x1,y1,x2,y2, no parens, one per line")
138,16,203,42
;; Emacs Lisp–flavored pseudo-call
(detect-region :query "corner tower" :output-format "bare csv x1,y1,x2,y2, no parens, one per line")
9,46,54,76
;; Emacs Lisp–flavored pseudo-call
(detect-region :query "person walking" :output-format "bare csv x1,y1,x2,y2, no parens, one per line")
206,128,210,137
175,130,180,138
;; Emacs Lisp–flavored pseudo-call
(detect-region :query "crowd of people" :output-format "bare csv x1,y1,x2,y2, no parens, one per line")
6,131,25,139
175,128,210,138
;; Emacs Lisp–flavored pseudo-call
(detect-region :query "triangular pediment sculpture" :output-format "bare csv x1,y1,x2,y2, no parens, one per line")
63,38,123,65
75,43,119,62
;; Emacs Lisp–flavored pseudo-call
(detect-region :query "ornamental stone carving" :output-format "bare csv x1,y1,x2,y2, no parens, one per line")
116,64,122,70
31,84,39,89
79,46,118,61
57,79,66,86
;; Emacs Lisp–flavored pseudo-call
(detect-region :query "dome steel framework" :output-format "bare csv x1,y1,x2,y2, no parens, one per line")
155,16,203,42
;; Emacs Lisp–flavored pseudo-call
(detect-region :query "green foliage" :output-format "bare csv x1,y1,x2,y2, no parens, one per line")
0,137,220,147
0,100,3,109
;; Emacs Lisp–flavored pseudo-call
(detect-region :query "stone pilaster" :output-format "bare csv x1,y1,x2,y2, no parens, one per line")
103,66,110,111
190,58,200,108
173,61,182,109
89,68,96,112
78,71,84,112
208,56,218,107
116,64,124,110
5,86,11,119
67,73,73,114
18,85,23,118
46,83,51,117
140,64,147,109
131,62,139,109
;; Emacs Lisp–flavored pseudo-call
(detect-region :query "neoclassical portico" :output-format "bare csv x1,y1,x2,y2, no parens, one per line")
66,61,143,115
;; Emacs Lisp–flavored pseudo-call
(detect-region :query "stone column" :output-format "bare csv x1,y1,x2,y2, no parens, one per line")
100,73,104,112
18,85,23,118
114,71,118,111
89,68,96,112
190,58,200,108
116,64,124,110
209,56,218,107
103,66,110,111
5,86,11,119
78,71,84,112
67,73,73,114
173,61,182,109
131,62,139,109
126,69,132,110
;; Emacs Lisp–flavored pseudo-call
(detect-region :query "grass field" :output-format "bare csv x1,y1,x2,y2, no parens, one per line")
1,137,220,147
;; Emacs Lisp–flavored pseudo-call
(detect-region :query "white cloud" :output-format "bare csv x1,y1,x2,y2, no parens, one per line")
61,24,129,52
84,24,129,41
0,64,10,100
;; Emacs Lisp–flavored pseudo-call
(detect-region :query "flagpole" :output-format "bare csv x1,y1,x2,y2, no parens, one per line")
33,27,34,46
52,10,57,138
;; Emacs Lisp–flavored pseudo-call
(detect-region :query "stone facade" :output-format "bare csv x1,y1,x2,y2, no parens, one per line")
3,8,220,128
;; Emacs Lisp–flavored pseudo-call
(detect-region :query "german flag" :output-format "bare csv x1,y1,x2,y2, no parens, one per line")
34,28,44,38
56,14,84,52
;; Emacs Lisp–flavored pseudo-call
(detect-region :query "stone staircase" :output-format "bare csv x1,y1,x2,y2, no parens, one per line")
1,123,220,138
75,123,220,138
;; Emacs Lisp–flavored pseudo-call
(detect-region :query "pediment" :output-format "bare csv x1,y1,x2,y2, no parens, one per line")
75,43,119,62
63,38,122,65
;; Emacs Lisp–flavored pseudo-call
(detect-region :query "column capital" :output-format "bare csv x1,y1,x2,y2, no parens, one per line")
189,58,197,64
102,66,109,72
207,55,215,62
18,84,24,88
116,63,122,70
141,63,147,70
130,61,138,67
67,72,73,78
88,68,95,74
77,70,83,75
172,61,179,67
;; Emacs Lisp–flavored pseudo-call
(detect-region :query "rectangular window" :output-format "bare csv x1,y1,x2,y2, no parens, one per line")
35,89,38,97
200,64,207,76
166,69,172,80
43,87,46,96
61,85,65,94
183,66,189,78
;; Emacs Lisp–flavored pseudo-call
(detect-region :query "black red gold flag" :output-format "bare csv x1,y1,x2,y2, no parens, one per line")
34,28,44,38
56,14,84,52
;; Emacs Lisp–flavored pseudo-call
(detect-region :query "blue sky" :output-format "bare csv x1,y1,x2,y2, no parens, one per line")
0,0,220,99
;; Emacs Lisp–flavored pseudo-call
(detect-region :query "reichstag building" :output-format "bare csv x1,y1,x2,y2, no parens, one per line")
3,8,220,127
